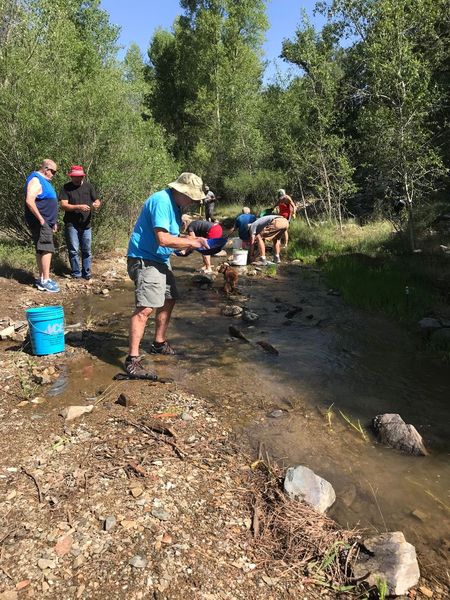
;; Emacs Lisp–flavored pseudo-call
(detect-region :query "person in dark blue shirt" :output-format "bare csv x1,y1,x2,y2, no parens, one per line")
24,159,60,293
229,207,256,249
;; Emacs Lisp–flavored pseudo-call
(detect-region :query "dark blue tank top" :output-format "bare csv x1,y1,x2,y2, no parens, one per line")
24,171,58,227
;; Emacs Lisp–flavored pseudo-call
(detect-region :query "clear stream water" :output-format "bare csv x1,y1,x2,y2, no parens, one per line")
42,256,450,581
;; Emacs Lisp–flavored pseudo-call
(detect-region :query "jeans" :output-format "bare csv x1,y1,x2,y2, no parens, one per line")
65,224,92,278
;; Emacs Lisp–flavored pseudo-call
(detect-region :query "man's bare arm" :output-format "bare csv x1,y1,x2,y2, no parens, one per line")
25,178,45,224
155,229,209,250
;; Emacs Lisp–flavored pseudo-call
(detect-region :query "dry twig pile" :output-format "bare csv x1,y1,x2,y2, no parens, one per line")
250,463,359,593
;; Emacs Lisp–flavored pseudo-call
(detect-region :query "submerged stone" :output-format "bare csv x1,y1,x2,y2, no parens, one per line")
372,414,427,456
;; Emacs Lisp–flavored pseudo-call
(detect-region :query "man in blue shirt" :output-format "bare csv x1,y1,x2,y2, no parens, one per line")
25,159,60,292
229,207,256,249
125,173,208,379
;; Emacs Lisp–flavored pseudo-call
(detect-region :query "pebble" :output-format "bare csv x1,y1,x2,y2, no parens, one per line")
73,555,84,569
419,587,433,598
15,581,30,591
151,507,170,521
181,412,194,421
54,534,73,556
38,558,55,570
131,487,144,498
268,409,284,418
0,592,18,600
104,516,117,531
411,509,428,522
129,555,147,569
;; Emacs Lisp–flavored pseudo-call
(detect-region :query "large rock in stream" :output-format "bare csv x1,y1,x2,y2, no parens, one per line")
284,465,336,513
372,414,428,456
354,532,420,596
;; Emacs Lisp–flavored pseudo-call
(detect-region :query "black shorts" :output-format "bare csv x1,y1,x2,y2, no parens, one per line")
29,222,55,254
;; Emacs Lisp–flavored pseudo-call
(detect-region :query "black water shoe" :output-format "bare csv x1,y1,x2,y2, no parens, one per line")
124,356,158,380
150,341,177,355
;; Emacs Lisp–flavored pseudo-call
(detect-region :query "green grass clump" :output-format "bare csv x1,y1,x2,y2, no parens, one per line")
0,240,35,273
287,219,393,263
216,202,267,221
323,254,438,322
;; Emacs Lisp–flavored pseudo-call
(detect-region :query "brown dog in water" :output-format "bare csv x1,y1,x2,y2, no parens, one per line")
218,262,238,295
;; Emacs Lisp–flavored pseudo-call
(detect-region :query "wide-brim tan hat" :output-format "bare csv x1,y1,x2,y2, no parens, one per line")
168,172,205,201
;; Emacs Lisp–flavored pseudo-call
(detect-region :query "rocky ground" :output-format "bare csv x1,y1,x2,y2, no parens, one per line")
0,254,448,599
0,256,329,599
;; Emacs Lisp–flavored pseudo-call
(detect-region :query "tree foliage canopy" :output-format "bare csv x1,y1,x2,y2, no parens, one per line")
0,0,449,249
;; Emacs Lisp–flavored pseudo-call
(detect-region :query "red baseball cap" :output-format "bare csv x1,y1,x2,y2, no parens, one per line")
68,165,86,177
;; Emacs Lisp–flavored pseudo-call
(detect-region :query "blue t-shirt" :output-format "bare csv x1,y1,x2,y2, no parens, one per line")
24,171,58,227
127,188,181,264
234,213,256,241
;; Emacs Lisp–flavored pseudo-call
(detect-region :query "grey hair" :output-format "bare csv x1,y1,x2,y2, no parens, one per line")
41,158,57,170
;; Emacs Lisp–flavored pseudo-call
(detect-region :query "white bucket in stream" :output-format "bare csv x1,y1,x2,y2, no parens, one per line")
232,249,248,266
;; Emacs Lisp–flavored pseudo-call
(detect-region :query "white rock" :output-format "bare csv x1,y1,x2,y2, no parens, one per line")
284,465,336,513
129,555,147,569
59,405,94,421
0,325,15,340
103,516,116,532
353,532,420,596
38,558,55,570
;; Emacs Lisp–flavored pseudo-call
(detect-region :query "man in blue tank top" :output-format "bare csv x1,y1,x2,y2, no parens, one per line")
25,159,60,292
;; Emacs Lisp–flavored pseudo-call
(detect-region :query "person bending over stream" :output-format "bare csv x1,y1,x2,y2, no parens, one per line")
125,173,208,379
185,218,223,274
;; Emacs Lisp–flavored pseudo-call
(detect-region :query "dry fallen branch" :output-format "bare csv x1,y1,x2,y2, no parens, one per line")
249,464,359,592
127,461,148,477
21,467,43,503
120,419,186,460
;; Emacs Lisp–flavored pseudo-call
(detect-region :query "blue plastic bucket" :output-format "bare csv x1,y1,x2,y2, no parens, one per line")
26,305,65,356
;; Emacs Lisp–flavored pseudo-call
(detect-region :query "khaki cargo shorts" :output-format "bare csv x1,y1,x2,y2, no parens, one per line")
127,258,179,308
260,217,289,242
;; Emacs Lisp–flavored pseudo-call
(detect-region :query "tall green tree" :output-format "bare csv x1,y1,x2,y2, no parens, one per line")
279,16,356,227
147,0,268,185
0,0,174,245
324,0,448,248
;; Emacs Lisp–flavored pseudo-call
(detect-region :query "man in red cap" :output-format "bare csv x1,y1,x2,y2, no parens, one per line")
59,165,101,280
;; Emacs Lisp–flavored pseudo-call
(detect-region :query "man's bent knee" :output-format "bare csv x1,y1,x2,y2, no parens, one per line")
132,306,153,320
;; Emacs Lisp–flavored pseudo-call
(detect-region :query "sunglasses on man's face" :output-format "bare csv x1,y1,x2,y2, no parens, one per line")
47,168,56,175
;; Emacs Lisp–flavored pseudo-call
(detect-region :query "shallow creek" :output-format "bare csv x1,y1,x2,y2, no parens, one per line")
42,256,450,574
